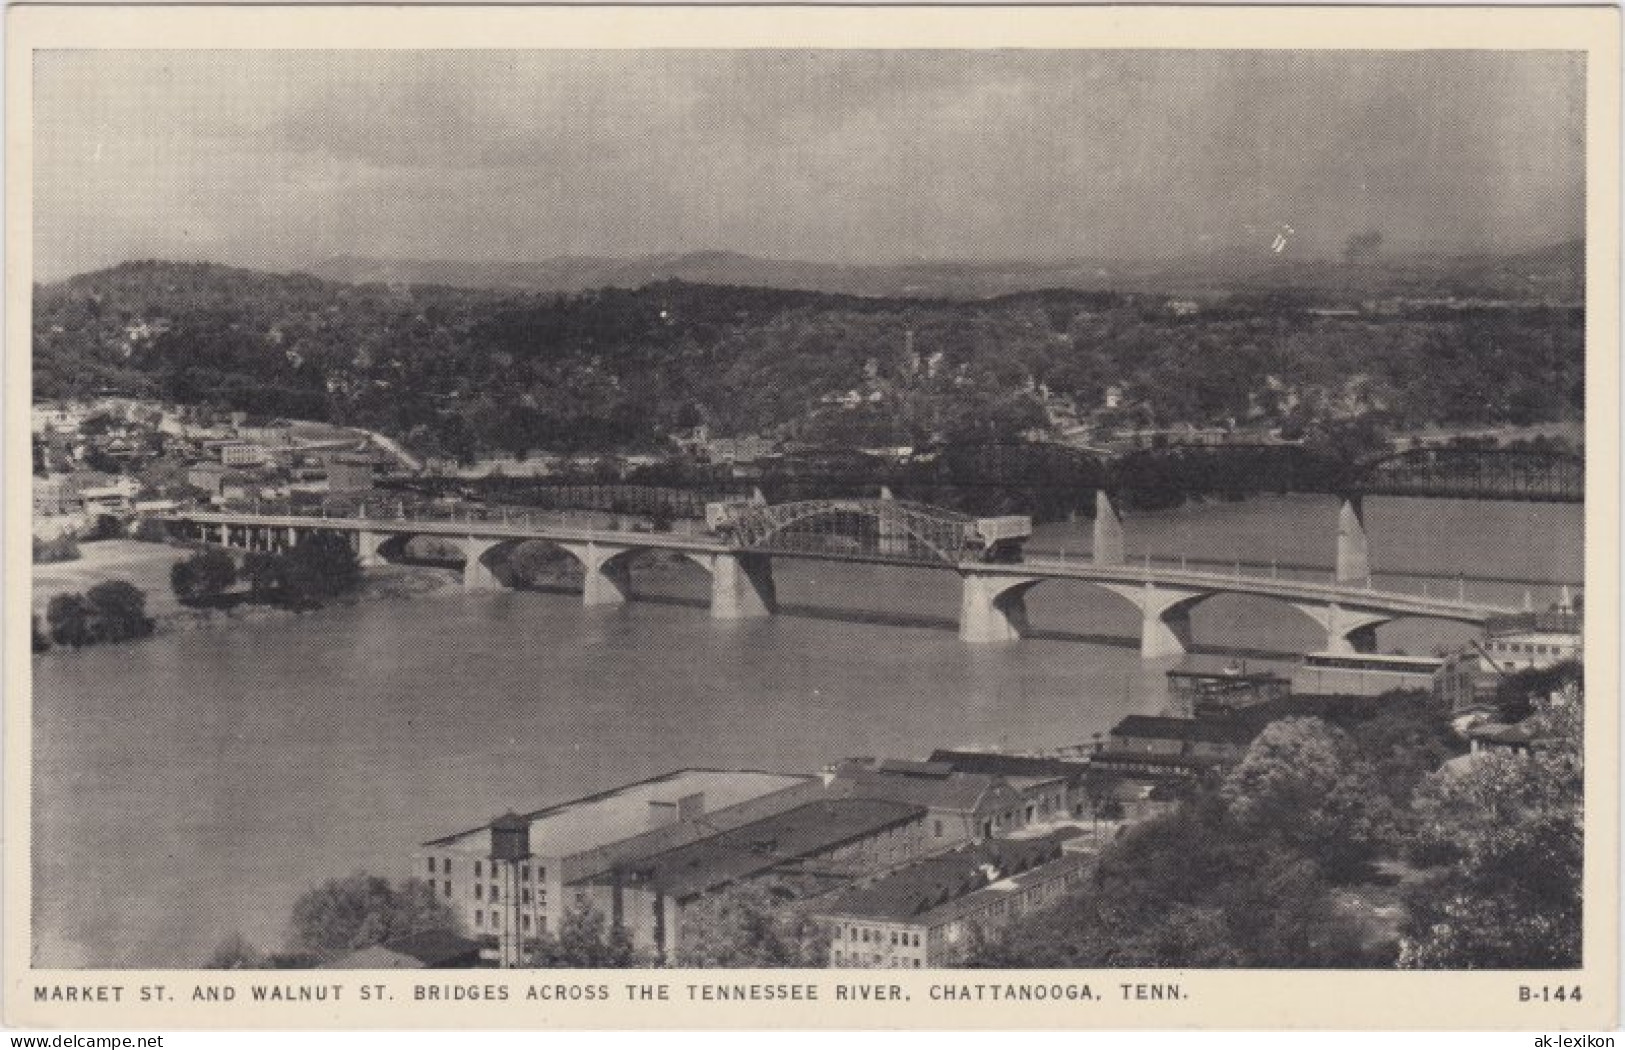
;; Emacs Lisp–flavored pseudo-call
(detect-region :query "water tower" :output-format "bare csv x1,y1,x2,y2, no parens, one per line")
489,812,531,968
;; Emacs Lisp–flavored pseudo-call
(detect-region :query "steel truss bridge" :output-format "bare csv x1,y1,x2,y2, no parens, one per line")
1356,448,1583,502
381,442,1582,521
704,498,1030,566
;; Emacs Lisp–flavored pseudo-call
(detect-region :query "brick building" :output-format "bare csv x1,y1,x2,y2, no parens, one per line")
816,832,1093,968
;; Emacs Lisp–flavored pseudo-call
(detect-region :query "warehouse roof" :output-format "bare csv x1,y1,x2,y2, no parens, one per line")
607,797,926,900
423,769,811,856
815,830,1082,923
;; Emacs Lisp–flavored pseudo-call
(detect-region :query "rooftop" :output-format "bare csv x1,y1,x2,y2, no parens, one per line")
1088,750,1230,771
816,831,1084,924
928,749,1091,782
828,762,1007,813
1467,722,1535,746
607,796,926,900
1486,610,1582,637
424,768,811,858
1108,715,1257,747
320,929,481,970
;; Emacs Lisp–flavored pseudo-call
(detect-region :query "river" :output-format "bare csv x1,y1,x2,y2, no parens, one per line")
31,494,1581,967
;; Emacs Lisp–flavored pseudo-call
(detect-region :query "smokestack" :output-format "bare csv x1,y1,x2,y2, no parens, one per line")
677,792,706,822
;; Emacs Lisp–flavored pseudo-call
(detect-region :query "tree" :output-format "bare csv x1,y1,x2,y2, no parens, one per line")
967,791,1373,969
1399,691,1582,969
32,615,51,654
170,547,237,605
33,534,80,564
527,900,640,968
46,593,95,648
675,881,828,967
287,873,456,961
205,931,263,969
281,531,362,607
1220,717,1390,880
132,517,171,543
241,550,287,601
85,580,154,642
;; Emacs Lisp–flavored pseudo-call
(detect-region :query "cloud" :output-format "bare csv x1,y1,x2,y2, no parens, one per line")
32,49,1585,280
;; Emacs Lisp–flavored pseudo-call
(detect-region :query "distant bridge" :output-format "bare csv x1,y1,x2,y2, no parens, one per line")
466,442,1583,514
1354,447,1583,502
163,496,1520,661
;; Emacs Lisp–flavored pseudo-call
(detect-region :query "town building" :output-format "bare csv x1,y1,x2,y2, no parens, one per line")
320,929,483,969
1088,715,1256,780
825,758,1067,844
924,750,1092,821
815,831,1092,968
33,475,78,516
187,461,230,499
574,795,931,957
1434,604,1583,723
209,440,268,467
1292,651,1444,698
326,454,377,494
1165,662,1291,719
415,769,819,963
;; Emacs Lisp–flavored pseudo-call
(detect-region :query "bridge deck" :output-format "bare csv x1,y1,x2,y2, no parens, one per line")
169,510,732,554
169,509,1514,622
1008,556,1512,620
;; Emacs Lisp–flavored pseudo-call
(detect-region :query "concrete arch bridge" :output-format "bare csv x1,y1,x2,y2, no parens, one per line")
162,496,1515,660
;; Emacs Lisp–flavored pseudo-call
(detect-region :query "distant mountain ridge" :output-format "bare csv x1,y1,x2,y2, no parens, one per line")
302,241,1584,301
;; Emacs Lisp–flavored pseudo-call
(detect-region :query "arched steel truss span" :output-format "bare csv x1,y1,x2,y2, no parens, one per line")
1353,448,1583,503
711,498,1022,565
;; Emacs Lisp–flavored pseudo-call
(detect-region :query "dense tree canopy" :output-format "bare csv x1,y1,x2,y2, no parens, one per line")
35,262,1584,460
968,696,1482,969
525,901,641,968
1220,717,1393,880
286,873,455,961
675,881,829,968
170,547,237,604
46,581,154,647
1399,691,1583,969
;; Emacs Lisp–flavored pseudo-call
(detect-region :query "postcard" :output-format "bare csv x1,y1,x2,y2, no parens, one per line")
5,4,1618,1030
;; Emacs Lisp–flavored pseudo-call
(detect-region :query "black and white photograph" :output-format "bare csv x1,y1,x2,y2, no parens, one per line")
7,6,1618,1033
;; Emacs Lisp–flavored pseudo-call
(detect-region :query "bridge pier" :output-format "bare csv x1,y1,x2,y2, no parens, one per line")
1336,496,1371,585
1092,490,1125,566
1140,590,1194,660
356,529,385,568
1101,581,1206,660
1289,600,1390,655
461,537,505,590
959,573,1034,644
556,541,635,606
710,552,777,619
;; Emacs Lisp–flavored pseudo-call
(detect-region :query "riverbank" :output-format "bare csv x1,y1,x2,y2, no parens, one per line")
33,539,464,644
33,541,707,648
155,562,463,636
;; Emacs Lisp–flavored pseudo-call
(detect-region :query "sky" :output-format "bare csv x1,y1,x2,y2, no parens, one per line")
33,49,1585,281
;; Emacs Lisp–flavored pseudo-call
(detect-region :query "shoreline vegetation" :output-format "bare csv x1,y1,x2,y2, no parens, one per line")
31,533,710,653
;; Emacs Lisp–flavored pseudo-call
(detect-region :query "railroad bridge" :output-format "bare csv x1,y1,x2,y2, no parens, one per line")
164,495,1516,660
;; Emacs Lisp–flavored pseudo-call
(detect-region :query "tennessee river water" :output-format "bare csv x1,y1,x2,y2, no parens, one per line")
32,495,1580,967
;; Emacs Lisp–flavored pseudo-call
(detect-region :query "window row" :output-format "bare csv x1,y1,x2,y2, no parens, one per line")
426,857,547,882
833,951,923,968
471,910,549,933
468,883,545,906
843,925,921,948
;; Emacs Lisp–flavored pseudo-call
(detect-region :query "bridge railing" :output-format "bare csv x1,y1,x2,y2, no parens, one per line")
1017,547,1543,610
